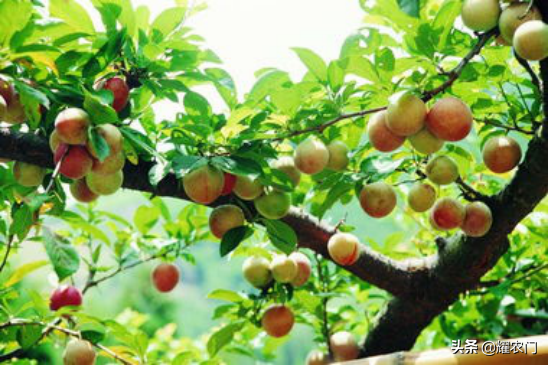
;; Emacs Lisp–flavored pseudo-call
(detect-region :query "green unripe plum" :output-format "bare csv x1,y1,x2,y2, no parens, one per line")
513,20,548,61
92,151,125,175
426,156,459,185
461,201,493,237
49,130,62,153
326,141,349,171
86,170,123,195
294,138,329,175
13,161,46,187
208,204,245,239
272,156,301,187
86,123,123,158
430,198,465,231
233,175,263,200
242,256,272,288
289,252,311,287
330,331,359,362
270,254,298,283
359,181,397,218
367,111,405,152
407,183,436,213
328,232,360,266
254,190,291,219
63,339,96,365
261,305,294,338
425,97,472,142
386,91,426,137
482,136,522,173
499,3,541,43
183,165,224,204
55,108,90,145
408,128,444,155
461,0,501,31
70,179,98,203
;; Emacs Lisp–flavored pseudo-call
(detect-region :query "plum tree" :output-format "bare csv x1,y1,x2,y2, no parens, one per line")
272,156,301,187
101,77,129,112
461,201,493,237
242,256,272,288
330,331,359,362
13,161,46,187
49,286,83,311
306,350,328,365
152,263,180,292
91,151,125,175
56,146,94,180
270,254,298,283
430,198,466,231
208,204,245,239
328,232,360,266
63,339,96,365
326,140,349,171
407,183,436,213
288,252,311,287
254,190,291,219
513,20,548,61
182,165,224,204
482,135,522,173
220,172,236,195
294,137,329,174
461,0,500,31
86,124,123,158
367,111,406,152
86,170,124,195
261,305,294,338
233,175,263,200
359,181,397,218
499,2,541,43
70,179,98,203
425,155,459,185
386,91,427,136
408,128,444,154
425,97,472,141
54,108,90,145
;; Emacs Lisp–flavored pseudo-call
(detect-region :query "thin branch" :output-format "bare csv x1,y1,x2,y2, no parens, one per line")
477,118,535,135
0,235,14,274
314,255,333,359
514,51,542,93
0,319,135,365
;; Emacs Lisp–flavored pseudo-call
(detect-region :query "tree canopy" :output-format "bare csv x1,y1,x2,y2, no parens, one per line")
0,0,547,364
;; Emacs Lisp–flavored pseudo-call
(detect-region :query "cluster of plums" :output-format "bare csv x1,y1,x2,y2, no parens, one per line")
240,253,310,338
4,77,131,206
364,90,523,237
462,0,548,61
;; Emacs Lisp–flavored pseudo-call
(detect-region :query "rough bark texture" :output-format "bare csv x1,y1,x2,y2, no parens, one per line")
0,4,547,358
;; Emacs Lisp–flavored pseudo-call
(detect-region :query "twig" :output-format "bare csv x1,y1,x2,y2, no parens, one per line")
514,52,542,93
471,262,548,295
477,119,535,135
0,235,14,274
314,255,333,360
456,177,489,202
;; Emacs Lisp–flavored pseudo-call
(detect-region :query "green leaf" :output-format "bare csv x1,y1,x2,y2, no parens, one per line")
4,260,48,287
83,91,119,125
248,70,290,104
327,61,345,92
263,220,297,254
17,324,43,349
220,226,253,257
0,0,33,47
88,127,110,162
50,0,95,34
184,91,212,122
80,323,106,344
205,68,237,108
43,227,80,282
151,7,186,38
133,206,161,234
10,204,34,240
207,321,245,357
292,47,328,82
396,0,420,18
207,289,245,303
